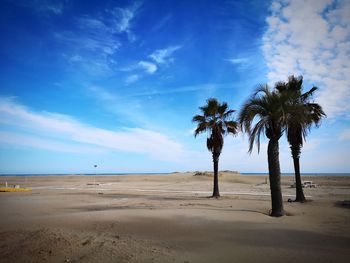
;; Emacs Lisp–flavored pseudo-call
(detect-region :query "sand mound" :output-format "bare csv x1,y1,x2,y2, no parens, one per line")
193,171,239,177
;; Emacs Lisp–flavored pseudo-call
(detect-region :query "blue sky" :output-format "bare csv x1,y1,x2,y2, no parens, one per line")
0,0,349,174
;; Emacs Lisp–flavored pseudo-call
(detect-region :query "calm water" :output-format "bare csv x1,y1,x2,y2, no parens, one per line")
0,173,172,176
242,173,350,176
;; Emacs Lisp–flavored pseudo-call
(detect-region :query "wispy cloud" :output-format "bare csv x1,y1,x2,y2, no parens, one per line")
262,0,350,118
88,86,141,113
0,97,185,161
226,58,249,65
10,0,67,15
120,61,157,83
88,86,118,102
138,61,157,74
86,83,228,132
56,26,120,75
40,0,65,14
56,2,141,75
225,58,251,71
87,85,152,127
92,83,229,99
0,131,102,154
119,44,181,82
108,1,141,40
149,45,182,64
152,14,172,31
125,74,140,84
77,16,109,32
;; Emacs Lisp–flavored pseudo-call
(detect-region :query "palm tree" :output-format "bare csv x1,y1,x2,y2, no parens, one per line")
239,85,288,217
275,76,326,202
192,98,239,198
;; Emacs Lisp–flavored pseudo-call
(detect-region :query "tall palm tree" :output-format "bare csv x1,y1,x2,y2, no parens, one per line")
239,85,288,217
275,76,326,202
192,98,239,198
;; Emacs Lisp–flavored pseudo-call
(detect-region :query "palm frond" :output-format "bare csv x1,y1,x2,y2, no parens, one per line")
192,114,205,123
223,109,235,119
248,117,267,153
218,102,228,116
225,120,239,135
301,86,317,101
192,97,239,153
240,84,286,153
253,84,270,97
276,76,326,147
194,122,208,137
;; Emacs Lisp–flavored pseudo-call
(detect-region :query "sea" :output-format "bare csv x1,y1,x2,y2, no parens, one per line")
242,173,350,176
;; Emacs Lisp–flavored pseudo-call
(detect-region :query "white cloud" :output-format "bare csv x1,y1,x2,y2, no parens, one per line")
0,131,102,154
119,44,180,79
125,74,140,84
226,58,251,70
110,7,134,32
339,129,350,141
57,23,120,76
149,45,182,64
227,58,249,65
270,1,282,13
56,2,142,75
0,97,186,162
262,0,350,118
120,61,157,80
138,61,157,74
108,1,141,41
122,83,230,98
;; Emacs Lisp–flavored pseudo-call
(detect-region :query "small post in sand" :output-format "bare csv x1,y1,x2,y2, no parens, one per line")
94,164,97,185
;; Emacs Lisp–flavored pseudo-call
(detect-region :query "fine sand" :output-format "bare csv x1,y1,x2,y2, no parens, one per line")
0,173,349,263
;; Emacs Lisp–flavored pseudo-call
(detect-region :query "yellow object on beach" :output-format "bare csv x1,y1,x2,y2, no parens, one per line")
0,187,32,192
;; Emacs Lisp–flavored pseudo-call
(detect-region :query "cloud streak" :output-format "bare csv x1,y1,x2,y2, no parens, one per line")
10,0,67,15
149,45,182,64
107,1,141,41
0,131,103,154
121,60,157,83
262,0,350,118
226,58,249,65
0,97,186,162
138,61,157,74
118,44,182,83
56,2,141,75
125,74,140,84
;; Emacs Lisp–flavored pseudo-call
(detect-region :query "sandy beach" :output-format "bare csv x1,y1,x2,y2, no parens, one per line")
0,172,349,263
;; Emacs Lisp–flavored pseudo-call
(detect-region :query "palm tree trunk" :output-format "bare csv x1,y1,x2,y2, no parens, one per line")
267,139,284,217
212,153,220,198
291,144,306,202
